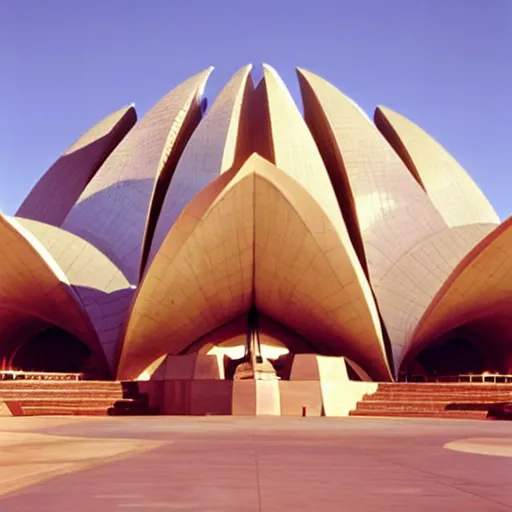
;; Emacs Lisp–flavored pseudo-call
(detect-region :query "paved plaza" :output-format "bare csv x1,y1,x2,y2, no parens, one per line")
0,416,511,511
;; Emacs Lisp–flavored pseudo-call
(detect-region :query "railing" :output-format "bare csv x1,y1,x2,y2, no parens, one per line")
457,374,512,384
0,371,84,381
410,373,512,384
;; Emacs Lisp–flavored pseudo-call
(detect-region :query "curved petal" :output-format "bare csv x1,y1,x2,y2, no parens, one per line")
118,161,254,379
119,154,392,381
0,215,108,372
16,105,136,227
62,68,213,284
15,218,131,370
403,217,512,369
375,106,499,227
297,68,491,367
297,68,446,278
377,223,496,360
262,64,351,243
257,65,389,377
147,65,253,267
253,157,392,380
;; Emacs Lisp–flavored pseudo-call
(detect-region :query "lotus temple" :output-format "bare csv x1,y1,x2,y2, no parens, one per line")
1,64,511,417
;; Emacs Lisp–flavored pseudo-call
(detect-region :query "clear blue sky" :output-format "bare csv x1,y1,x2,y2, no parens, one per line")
1,0,510,218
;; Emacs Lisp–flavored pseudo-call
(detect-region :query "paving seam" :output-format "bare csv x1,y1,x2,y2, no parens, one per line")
359,448,512,510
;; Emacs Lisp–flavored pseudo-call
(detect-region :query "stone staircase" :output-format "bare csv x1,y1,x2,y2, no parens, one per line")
350,382,512,420
0,379,158,416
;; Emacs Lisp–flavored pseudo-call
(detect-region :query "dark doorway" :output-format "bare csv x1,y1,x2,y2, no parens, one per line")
414,337,487,377
12,327,91,373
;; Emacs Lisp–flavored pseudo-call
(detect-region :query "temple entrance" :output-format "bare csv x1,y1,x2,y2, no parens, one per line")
231,307,278,381
415,337,486,377
11,327,92,373
403,330,506,381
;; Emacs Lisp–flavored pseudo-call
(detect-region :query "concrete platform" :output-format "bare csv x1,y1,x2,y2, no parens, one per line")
0,416,512,511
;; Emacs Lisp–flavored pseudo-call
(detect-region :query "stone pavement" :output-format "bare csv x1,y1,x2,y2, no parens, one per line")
0,416,511,511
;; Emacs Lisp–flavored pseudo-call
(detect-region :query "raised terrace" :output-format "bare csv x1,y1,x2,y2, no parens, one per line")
1,415,512,510
0,65,511,420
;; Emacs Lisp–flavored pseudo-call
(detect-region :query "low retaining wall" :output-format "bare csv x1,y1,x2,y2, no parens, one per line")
137,379,377,416
136,354,379,416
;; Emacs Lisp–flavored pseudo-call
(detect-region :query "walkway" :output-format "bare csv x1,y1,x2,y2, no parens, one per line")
0,416,512,511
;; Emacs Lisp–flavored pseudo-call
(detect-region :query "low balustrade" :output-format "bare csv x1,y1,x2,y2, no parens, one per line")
0,370,84,381
409,373,512,384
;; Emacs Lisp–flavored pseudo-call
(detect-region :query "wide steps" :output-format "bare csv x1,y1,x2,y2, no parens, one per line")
16,399,158,417
354,400,503,413
351,382,512,421
0,379,158,416
20,406,111,416
0,390,124,399
364,392,512,402
2,397,123,407
350,409,488,420
0,381,122,391
376,383,512,392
